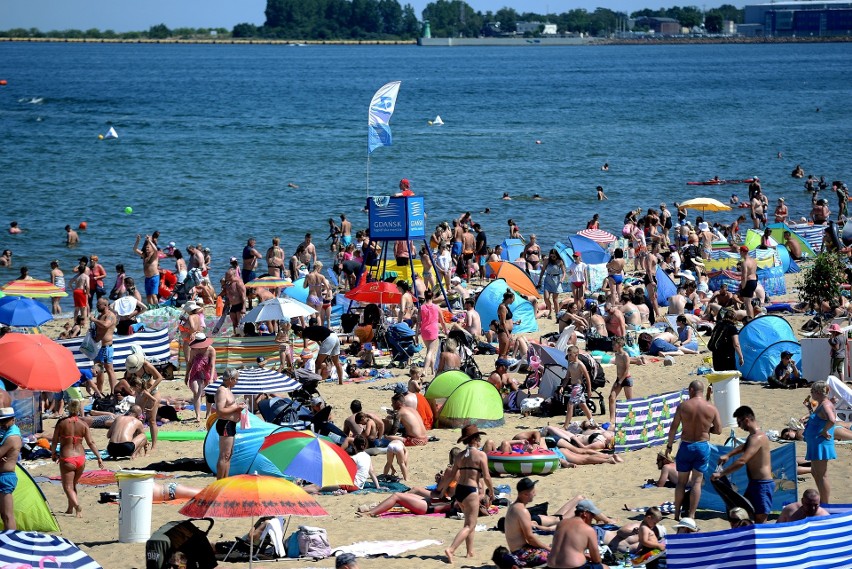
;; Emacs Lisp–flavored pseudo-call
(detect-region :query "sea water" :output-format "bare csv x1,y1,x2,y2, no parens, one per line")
0,42,850,309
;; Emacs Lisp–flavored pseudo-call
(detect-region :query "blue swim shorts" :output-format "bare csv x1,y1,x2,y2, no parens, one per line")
94,344,114,364
610,274,624,285
0,471,18,495
144,274,160,297
745,479,774,516
341,235,352,247
241,270,256,284
676,440,710,473
452,241,463,257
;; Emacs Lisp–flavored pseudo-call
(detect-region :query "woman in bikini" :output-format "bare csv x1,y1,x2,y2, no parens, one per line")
50,400,104,517
523,235,541,271
187,333,216,423
606,248,626,304
497,291,516,359
439,424,493,564
419,245,435,293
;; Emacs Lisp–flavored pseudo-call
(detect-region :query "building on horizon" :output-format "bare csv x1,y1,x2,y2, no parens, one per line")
743,0,852,36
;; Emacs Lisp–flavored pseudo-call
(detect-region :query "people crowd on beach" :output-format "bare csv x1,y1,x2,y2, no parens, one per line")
0,168,848,566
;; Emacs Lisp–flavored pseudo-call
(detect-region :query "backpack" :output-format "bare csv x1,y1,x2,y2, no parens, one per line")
296,526,330,559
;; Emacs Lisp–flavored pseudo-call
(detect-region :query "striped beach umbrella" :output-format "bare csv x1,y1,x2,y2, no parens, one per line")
204,366,300,395
577,228,617,245
256,430,357,487
1,279,68,298
242,297,315,323
245,276,293,288
0,531,102,568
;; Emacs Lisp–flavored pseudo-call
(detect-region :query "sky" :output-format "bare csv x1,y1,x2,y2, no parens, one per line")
2,0,738,32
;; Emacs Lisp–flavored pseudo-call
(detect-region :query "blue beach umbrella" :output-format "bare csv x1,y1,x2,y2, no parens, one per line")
0,296,53,327
0,530,102,568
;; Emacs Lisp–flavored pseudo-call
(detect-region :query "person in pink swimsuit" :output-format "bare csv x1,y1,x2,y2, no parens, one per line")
186,333,216,422
50,400,104,517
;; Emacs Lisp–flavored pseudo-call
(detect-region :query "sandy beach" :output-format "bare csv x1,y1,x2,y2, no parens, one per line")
19,270,850,569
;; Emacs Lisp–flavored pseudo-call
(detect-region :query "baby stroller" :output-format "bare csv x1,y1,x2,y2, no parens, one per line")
446,328,482,379
146,518,216,569
376,321,419,367
257,369,322,429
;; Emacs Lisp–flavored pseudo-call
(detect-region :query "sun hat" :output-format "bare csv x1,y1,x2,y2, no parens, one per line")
310,396,324,407
229,257,238,265
828,323,842,334
698,222,709,232
675,270,695,281
0,407,15,420
576,499,601,515
168,241,176,247
125,352,145,374
674,517,699,532
457,424,487,443
451,276,462,284
517,477,537,493
183,301,200,313
190,332,213,349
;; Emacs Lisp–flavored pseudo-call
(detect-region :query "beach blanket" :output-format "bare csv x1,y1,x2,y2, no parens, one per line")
623,502,676,515
698,443,797,514
332,539,442,558
57,327,173,371
321,481,409,496
613,390,686,453
666,509,852,569
212,336,317,371
379,509,445,518
586,262,608,293
48,469,173,487
707,265,787,297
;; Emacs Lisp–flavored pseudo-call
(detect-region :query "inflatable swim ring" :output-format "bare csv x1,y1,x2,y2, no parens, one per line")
486,448,560,476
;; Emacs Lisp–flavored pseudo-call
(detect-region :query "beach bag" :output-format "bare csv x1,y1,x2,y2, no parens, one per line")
80,326,102,361
92,394,118,413
285,532,301,558
297,526,330,559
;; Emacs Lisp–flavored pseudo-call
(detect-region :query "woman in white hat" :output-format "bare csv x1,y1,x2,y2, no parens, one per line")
186,333,216,423
124,347,164,451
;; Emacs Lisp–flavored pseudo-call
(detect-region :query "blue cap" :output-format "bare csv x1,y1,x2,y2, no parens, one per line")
495,358,511,367
336,553,357,567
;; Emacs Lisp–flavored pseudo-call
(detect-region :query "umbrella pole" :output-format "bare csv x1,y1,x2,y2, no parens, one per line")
249,514,254,568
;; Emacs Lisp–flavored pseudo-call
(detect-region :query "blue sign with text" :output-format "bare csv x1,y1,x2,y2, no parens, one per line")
368,196,425,241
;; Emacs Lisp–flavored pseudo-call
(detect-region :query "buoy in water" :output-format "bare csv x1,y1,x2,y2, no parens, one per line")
124,207,133,214
78,222,87,230
535,140,542,144
428,121,433,125
98,134,104,140
0,80,7,86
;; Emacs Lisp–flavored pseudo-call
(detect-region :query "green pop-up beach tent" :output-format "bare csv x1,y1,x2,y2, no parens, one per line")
0,464,60,531
435,379,504,429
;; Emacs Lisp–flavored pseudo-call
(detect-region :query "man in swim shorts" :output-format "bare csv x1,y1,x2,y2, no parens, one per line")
503,477,550,567
0,407,22,530
91,297,117,394
738,246,758,319
666,380,721,521
388,393,428,447
712,406,773,523
106,406,148,459
340,214,352,247
71,265,90,323
133,234,160,306
241,237,262,288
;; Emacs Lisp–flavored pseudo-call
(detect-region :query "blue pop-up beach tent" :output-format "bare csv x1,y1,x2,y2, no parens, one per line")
559,234,610,265
204,412,286,476
500,239,526,263
736,315,801,382
475,279,538,334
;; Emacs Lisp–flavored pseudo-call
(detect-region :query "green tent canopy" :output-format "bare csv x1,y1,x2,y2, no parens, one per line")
424,370,473,401
766,223,816,258
0,464,60,532
436,379,504,429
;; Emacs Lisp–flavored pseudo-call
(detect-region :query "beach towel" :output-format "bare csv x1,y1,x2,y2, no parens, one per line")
613,390,686,453
48,469,173,487
331,539,442,558
623,502,676,515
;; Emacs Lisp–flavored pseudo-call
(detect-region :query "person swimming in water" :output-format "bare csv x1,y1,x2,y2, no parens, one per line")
502,192,511,200
602,162,609,171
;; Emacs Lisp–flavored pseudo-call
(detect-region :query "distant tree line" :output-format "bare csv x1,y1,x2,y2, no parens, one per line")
0,2,746,41
0,24,230,40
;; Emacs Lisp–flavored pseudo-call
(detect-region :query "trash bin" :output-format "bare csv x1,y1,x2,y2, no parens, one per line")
116,469,156,543
706,371,741,428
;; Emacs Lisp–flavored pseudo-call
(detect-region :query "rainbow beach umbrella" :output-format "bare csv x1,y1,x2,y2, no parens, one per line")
179,473,326,568
256,430,356,487
1,279,68,298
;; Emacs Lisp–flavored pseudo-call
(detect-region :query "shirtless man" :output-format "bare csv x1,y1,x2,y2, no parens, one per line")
65,224,79,245
738,246,758,319
712,406,773,523
343,400,385,442
303,263,326,312
608,337,632,425
388,392,428,446
242,237,262,287
264,237,285,278
299,233,317,270
776,489,829,523
603,303,625,338
547,500,609,569
340,214,352,247
750,191,765,229
105,406,148,459
704,282,739,320
503,478,550,568
783,231,802,260
91,297,118,394
214,369,243,479
70,265,90,323
454,299,482,338
643,244,660,317
488,359,519,394
224,257,247,335
0,407,22,530
666,379,721,520
187,244,206,274
132,234,160,306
